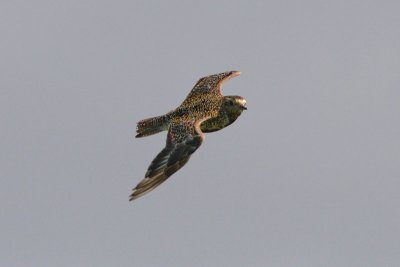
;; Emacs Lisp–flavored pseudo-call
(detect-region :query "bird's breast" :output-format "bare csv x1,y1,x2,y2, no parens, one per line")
200,108,242,133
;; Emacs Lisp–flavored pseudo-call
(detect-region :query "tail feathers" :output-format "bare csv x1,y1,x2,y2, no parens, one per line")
136,115,169,138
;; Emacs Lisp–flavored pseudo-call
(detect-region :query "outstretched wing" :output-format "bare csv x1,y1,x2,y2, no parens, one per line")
188,70,241,95
129,120,205,201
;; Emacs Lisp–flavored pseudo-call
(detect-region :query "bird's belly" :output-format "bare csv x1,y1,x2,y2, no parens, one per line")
200,114,234,133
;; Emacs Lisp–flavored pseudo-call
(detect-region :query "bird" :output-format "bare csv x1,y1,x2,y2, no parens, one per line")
130,71,247,201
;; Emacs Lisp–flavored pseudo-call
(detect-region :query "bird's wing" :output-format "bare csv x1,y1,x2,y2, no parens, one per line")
129,119,206,201
188,70,241,95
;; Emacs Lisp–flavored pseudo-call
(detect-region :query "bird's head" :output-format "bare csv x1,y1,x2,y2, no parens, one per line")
223,95,247,112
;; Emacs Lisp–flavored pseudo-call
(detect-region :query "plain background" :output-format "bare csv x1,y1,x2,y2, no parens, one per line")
1,1,399,266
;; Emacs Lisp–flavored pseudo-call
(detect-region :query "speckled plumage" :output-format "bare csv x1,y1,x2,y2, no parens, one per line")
130,71,247,201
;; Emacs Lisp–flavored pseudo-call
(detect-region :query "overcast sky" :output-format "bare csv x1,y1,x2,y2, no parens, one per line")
1,1,400,266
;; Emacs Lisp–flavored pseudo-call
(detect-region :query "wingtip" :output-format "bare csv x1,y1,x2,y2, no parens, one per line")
129,187,140,201
129,193,137,202
231,70,241,77
129,190,147,202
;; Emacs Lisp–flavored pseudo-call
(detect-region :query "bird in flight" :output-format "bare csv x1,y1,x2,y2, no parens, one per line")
130,71,247,201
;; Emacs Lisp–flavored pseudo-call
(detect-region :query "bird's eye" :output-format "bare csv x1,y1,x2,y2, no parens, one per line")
229,101,234,106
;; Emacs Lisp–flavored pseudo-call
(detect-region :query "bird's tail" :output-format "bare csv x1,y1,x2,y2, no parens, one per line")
135,114,170,138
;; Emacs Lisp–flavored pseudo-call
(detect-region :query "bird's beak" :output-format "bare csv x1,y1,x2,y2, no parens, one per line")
241,106,247,110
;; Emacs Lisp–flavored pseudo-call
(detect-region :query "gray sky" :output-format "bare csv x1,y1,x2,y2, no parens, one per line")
1,1,400,266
